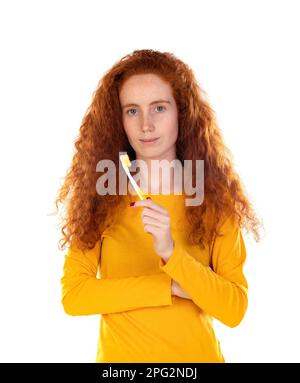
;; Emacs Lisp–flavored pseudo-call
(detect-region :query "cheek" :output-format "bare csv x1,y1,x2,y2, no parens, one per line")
123,122,136,140
162,110,178,136
165,123,178,142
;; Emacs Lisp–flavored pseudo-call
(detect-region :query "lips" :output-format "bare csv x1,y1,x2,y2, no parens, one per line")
140,137,159,143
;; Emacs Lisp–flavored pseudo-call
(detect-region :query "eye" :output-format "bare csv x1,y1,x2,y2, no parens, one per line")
155,105,166,112
126,108,137,116
125,105,166,116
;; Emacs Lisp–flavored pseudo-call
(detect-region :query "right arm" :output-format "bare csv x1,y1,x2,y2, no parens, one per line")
60,238,173,316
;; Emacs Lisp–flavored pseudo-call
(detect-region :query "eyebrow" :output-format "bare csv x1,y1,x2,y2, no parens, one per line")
121,99,171,109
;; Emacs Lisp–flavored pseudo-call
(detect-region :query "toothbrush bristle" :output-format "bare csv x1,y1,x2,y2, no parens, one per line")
120,153,145,200
120,154,131,168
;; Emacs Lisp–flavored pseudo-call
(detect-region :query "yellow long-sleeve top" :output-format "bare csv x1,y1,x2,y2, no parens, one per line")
60,193,248,363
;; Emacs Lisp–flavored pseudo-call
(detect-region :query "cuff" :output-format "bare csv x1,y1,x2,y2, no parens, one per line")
158,240,183,273
156,272,173,306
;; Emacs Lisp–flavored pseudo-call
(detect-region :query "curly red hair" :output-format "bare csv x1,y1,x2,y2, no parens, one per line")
54,49,263,252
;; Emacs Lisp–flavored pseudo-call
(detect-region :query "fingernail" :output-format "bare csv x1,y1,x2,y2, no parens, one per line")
130,202,135,206
146,197,152,200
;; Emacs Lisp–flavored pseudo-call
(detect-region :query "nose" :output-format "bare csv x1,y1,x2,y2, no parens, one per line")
141,112,154,133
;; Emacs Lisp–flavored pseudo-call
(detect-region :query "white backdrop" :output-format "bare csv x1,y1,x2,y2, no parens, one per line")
0,0,299,363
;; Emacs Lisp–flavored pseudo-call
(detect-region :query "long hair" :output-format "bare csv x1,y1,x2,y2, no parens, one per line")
54,49,263,252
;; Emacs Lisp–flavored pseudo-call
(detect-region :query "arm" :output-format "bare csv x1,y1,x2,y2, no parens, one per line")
60,238,173,316
159,215,248,328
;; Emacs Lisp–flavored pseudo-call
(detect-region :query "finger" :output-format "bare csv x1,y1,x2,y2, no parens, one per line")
143,224,161,235
142,216,165,229
132,199,168,216
142,207,170,223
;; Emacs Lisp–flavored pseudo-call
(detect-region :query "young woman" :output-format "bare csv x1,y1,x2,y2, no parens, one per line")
56,49,262,363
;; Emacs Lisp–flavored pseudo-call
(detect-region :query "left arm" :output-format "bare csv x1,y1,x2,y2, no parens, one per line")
159,215,248,328
132,199,248,328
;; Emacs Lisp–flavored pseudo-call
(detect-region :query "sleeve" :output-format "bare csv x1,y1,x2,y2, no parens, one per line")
158,214,248,328
60,237,173,316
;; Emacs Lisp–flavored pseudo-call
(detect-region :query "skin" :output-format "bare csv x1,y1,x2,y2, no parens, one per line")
119,73,192,300
119,73,178,194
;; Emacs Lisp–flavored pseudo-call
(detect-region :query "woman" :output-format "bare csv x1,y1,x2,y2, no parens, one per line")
56,49,262,362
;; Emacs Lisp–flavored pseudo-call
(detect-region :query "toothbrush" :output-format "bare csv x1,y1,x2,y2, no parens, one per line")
120,153,146,200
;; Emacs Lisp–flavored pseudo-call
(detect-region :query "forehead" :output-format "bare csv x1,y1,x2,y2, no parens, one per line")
119,73,173,102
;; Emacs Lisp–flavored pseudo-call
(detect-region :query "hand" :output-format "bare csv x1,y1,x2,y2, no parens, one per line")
171,279,192,300
131,198,174,261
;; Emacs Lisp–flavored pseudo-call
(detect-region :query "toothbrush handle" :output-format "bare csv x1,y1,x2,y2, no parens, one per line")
126,171,145,200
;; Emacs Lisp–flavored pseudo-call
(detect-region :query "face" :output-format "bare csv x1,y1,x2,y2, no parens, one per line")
119,73,179,162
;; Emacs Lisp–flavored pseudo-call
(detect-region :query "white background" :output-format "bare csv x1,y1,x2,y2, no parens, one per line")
0,0,299,363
